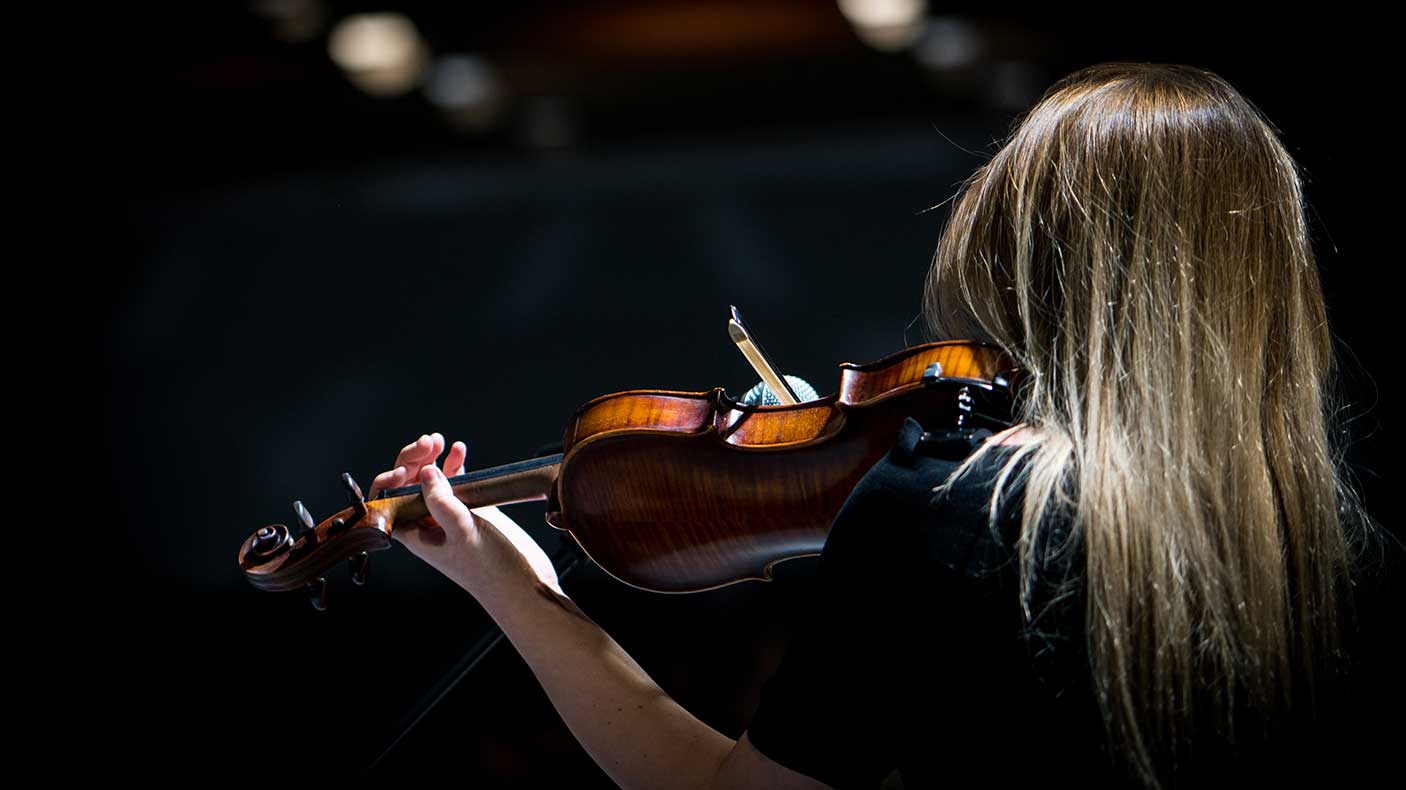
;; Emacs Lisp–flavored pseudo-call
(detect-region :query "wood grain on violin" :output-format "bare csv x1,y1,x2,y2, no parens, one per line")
238,341,1017,597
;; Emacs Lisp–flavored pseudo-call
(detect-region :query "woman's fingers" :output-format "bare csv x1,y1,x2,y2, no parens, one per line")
368,465,408,499
395,434,435,470
372,433,465,501
419,464,473,537
444,440,468,477
386,433,442,494
396,435,426,464
373,434,433,500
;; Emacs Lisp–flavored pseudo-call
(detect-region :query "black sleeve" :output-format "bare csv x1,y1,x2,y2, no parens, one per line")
745,436,954,788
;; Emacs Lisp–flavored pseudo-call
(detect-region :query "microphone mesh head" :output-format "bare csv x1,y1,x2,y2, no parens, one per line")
740,375,819,406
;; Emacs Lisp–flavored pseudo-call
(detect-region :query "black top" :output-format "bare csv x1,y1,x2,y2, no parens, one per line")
744,417,1403,789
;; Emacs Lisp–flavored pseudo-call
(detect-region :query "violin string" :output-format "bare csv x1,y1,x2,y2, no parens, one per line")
378,453,565,499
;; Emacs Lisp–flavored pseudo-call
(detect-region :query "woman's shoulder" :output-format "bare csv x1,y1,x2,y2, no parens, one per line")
851,418,1036,511
854,418,1036,493
830,418,1041,574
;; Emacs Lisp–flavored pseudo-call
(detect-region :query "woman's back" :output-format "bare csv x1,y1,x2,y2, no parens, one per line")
903,61,1397,786
745,417,1402,788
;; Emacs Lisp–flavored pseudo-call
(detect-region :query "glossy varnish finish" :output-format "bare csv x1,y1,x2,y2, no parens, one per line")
239,341,1015,596
546,341,1014,592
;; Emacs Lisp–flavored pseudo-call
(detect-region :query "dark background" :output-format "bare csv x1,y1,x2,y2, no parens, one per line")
102,4,1392,783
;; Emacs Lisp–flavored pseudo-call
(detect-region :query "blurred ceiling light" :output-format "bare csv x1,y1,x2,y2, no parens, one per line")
250,0,328,43
837,0,928,51
425,55,507,134
913,17,980,70
327,13,429,97
425,56,497,109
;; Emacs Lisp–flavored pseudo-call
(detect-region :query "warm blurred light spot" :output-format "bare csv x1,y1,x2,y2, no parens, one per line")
328,12,429,97
250,0,329,43
912,17,980,70
837,0,928,51
540,1,854,59
426,55,507,134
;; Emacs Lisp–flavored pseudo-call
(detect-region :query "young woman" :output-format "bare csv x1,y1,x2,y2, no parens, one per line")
368,63,1396,788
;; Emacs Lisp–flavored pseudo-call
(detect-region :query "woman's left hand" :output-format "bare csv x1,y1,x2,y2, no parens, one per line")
368,432,565,602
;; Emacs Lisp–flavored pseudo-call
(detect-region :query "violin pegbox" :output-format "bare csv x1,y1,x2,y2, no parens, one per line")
237,472,393,610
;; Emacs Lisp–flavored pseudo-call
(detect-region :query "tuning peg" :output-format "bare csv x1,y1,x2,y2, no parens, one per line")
342,473,369,517
293,500,318,544
306,577,328,611
349,552,371,586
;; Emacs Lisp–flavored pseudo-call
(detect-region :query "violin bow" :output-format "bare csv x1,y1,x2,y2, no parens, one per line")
727,305,801,405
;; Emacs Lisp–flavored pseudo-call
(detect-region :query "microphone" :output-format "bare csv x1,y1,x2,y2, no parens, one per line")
740,375,819,406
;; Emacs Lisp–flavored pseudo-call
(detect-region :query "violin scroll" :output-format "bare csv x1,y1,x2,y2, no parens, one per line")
238,473,393,608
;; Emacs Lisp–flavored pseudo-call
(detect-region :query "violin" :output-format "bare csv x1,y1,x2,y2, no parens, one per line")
237,313,1019,605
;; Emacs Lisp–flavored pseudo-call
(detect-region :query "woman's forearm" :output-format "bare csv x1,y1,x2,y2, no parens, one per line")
476,575,735,790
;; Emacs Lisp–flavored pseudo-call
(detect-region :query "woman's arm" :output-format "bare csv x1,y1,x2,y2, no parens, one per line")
485,553,826,790
376,434,828,790
484,553,731,790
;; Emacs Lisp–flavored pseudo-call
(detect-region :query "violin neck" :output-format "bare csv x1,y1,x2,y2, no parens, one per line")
374,454,562,526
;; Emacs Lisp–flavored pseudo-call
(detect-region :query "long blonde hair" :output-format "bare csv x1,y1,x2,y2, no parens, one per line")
925,62,1368,785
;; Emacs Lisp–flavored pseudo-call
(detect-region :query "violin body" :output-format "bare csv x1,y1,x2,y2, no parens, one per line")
548,341,1015,591
238,341,1017,599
